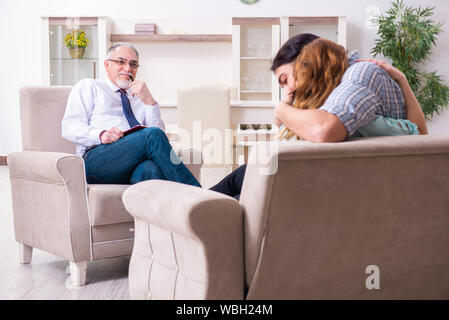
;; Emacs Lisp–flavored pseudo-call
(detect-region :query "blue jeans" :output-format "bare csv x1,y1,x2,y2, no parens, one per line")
83,127,201,187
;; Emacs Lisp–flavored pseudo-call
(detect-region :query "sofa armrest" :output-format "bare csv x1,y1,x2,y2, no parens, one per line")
123,180,244,300
7,151,90,262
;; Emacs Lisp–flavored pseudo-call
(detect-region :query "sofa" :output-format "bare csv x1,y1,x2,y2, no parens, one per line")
7,86,202,286
123,134,449,299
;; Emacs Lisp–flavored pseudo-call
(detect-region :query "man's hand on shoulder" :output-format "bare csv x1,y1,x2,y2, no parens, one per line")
129,81,156,106
100,126,123,144
357,59,407,83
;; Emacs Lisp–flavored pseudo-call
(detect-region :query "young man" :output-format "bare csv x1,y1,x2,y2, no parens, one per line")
62,43,200,187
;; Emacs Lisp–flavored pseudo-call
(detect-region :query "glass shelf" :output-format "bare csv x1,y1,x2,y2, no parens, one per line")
49,23,99,86
50,58,97,61
236,22,274,102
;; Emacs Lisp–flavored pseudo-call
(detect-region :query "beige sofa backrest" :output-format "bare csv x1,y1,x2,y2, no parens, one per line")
19,86,75,154
240,134,449,299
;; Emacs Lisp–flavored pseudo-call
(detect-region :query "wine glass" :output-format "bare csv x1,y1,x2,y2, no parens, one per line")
247,43,256,57
241,75,248,90
253,75,263,91
260,42,269,57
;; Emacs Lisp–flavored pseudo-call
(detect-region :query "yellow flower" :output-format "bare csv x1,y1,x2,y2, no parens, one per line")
64,29,89,48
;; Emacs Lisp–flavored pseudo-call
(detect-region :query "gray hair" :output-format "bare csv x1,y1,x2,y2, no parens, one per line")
107,42,139,59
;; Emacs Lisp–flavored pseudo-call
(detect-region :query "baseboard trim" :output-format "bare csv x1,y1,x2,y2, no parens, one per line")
0,156,7,166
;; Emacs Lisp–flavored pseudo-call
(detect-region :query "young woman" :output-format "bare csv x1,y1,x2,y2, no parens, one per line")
210,34,427,199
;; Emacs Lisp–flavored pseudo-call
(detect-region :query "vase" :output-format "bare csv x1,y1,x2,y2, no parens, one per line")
69,47,85,59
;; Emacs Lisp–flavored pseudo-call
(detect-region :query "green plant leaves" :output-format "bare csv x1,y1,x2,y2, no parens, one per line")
371,0,448,118
418,72,449,119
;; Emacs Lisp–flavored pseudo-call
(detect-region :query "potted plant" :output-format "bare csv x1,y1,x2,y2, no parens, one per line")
371,0,449,119
64,30,89,59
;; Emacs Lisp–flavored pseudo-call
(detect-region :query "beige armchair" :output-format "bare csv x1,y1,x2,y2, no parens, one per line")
123,134,449,299
7,86,202,286
177,86,238,188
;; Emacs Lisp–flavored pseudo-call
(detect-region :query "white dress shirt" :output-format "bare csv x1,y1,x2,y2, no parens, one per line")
62,78,165,156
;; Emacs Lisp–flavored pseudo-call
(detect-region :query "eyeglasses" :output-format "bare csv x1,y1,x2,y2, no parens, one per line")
107,58,140,69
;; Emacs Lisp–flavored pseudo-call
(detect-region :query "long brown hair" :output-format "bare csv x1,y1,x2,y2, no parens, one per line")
281,38,349,140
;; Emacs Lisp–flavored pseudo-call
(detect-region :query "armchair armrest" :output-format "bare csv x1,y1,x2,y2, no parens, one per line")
123,180,244,300
8,151,85,184
7,151,90,262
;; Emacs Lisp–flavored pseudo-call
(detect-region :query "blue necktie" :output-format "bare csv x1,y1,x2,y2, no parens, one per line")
119,89,140,128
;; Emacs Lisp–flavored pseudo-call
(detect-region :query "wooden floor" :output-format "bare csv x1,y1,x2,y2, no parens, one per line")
0,166,130,299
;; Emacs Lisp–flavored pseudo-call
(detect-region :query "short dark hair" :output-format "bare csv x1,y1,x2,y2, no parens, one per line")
271,33,320,71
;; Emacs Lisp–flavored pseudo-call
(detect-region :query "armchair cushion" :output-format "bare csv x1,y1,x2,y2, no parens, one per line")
88,184,133,226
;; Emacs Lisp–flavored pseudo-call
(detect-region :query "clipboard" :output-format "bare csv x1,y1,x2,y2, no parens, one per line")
123,125,147,136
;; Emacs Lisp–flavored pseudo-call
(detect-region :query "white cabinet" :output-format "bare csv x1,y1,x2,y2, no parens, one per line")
41,16,111,86
232,18,281,103
40,16,347,95
280,16,347,49
232,16,347,104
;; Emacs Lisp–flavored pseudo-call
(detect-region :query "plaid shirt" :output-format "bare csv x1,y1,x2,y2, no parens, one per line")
320,50,405,137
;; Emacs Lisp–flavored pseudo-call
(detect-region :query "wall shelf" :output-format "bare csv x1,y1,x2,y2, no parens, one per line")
240,56,271,60
50,58,97,61
110,34,232,42
240,90,271,94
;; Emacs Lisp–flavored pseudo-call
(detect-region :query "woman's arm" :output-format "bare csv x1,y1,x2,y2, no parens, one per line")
274,102,347,142
357,59,428,134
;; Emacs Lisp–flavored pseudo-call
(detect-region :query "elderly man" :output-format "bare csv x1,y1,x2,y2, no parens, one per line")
62,42,200,186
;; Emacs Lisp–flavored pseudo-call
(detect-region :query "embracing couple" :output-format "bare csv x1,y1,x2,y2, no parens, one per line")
62,33,427,198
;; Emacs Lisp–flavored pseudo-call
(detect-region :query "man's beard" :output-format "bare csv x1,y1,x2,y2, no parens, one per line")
116,72,133,89
116,77,132,89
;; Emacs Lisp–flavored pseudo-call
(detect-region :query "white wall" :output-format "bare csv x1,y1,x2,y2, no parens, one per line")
1,0,449,154
114,19,233,102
